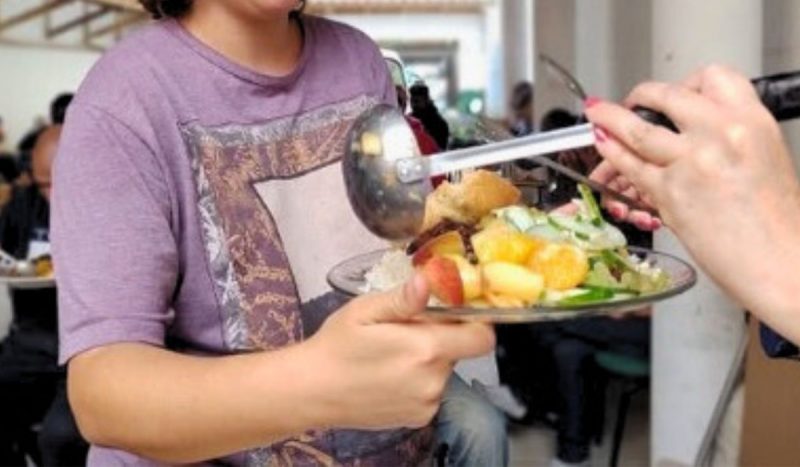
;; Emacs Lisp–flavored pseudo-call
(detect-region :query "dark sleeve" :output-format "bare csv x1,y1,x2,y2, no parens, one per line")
0,190,24,257
760,323,799,359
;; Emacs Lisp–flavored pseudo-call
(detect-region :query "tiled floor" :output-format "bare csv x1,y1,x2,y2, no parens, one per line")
509,388,650,467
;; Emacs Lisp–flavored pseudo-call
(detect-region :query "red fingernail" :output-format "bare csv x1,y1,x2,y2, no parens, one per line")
584,96,602,108
594,127,608,143
609,205,624,218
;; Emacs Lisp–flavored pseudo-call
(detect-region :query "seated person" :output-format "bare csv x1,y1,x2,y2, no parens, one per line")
0,126,88,466
409,82,450,150
396,85,446,188
497,110,651,467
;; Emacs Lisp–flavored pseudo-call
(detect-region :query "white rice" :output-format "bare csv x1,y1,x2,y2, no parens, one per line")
361,249,414,293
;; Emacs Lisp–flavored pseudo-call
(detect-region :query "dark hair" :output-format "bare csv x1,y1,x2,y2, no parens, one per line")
510,81,533,112
540,108,578,132
50,93,74,124
139,0,192,19
138,1,307,19
409,82,430,98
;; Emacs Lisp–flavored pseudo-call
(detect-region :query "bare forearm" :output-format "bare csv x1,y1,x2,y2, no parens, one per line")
746,243,800,346
68,342,327,463
704,229,800,346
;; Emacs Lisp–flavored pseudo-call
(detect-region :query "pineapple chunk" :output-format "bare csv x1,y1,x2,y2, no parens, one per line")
482,262,545,304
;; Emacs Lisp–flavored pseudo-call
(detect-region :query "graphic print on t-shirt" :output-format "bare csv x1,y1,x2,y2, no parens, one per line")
182,95,431,466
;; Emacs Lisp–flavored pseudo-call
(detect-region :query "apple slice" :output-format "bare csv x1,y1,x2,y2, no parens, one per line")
443,254,482,301
482,262,545,304
420,256,464,306
412,230,466,267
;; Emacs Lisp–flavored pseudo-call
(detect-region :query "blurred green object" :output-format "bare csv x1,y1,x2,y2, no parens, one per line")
456,89,485,115
596,351,650,378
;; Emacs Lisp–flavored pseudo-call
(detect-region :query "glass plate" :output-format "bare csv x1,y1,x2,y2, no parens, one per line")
0,275,55,290
327,247,697,323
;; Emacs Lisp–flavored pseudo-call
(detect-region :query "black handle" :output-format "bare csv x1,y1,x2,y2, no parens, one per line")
631,70,800,132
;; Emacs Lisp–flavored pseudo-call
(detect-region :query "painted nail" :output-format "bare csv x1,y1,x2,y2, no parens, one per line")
584,96,602,108
609,204,624,219
594,127,608,143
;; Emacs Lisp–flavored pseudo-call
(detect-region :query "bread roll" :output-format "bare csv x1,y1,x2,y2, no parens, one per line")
420,170,520,232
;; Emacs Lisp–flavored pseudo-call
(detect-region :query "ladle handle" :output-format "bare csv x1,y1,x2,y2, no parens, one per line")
632,69,800,131
396,124,596,183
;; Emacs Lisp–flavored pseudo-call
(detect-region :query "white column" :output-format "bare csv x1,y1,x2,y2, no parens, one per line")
575,0,613,100
485,0,535,119
483,2,506,118
650,1,762,465
502,0,535,92
533,0,578,122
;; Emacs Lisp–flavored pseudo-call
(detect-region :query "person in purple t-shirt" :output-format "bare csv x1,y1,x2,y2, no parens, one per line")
52,0,504,465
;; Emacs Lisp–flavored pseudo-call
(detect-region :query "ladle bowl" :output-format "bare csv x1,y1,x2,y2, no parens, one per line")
343,104,432,240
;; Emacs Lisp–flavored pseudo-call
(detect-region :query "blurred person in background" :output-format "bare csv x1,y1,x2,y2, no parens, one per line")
50,94,73,126
543,109,650,467
0,125,88,466
53,0,495,465
496,108,651,467
410,81,450,150
0,116,7,152
508,81,534,137
0,117,15,208
539,108,598,208
15,94,73,192
397,85,447,188
15,124,43,190
397,84,440,156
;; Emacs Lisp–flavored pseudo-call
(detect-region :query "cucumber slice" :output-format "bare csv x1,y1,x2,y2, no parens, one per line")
556,287,615,306
578,184,604,227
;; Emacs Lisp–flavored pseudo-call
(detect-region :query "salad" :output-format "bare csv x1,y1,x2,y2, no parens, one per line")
365,184,669,308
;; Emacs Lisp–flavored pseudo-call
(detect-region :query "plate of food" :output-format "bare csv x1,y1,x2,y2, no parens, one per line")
0,254,55,289
328,170,696,323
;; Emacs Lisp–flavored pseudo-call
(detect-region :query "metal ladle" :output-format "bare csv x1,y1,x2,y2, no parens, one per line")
343,104,596,240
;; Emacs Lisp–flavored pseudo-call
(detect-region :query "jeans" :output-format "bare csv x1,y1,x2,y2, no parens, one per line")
435,374,509,467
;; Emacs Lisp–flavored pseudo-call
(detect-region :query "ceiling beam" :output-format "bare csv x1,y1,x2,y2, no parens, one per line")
46,5,111,38
0,35,103,52
307,0,489,14
86,10,143,39
84,0,143,12
0,0,76,33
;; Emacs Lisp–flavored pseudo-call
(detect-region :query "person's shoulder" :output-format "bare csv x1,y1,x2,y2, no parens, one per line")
71,21,176,112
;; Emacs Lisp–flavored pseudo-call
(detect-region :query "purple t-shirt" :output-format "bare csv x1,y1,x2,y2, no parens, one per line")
54,16,431,466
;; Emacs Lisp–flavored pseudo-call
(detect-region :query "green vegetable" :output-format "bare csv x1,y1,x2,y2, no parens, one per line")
599,249,636,273
578,184,605,227
497,206,537,232
591,250,670,294
557,287,615,306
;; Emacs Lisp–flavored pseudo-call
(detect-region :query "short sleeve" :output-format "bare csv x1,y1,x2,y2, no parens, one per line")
53,103,178,364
